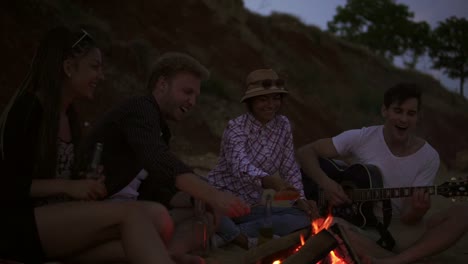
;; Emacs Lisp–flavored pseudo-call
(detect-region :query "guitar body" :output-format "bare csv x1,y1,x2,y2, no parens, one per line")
303,158,385,228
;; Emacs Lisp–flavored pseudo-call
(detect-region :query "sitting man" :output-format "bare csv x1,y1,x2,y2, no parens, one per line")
298,83,466,262
78,52,250,260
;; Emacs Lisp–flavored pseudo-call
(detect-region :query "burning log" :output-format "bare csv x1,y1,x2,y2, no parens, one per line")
243,214,363,264
281,229,338,264
243,229,308,264
329,224,361,264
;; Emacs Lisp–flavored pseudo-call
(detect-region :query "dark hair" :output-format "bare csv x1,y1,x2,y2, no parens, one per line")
383,83,422,110
146,52,209,92
0,26,98,179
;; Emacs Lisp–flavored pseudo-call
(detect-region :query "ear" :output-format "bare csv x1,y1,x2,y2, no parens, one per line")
381,104,387,118
63,58,74,78
155,76,168,93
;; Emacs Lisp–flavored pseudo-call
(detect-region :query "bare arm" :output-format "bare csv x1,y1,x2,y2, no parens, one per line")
297,138,338,187
297,138,350,205
31,178,107,201
400,152,439,225
31,179,69,197
262,174,294,191
175,173,250,218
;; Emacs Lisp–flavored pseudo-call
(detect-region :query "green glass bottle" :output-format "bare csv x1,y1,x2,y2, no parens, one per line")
258,193,274,245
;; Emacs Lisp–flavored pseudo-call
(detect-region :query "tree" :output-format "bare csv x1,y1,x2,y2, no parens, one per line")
402,21,431,69
327,0,429,64
429,17,468,97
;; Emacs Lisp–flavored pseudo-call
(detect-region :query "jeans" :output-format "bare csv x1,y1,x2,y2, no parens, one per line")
216,206,310,242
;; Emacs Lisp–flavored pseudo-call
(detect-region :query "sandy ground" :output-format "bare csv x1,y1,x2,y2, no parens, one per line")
199,168,468,264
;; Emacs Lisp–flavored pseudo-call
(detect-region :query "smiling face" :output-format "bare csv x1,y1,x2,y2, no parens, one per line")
250,93,282,124
382,97,419,144
154,71,201,121
65,47,104,100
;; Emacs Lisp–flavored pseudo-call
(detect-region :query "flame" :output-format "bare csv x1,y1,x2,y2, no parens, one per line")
329,250,346,264
313,214,346,264
312,213,334,234
300,234,306,246
271,214,347,264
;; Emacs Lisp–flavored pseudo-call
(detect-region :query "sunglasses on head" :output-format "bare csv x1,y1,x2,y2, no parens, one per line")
71,29,94,50
250,79,286,89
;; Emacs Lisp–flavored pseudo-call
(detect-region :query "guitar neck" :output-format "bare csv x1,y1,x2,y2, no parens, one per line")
352,186,436,201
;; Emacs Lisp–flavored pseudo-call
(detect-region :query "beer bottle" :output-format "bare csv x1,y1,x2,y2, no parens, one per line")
192,199,209,256
88,142,103,179
258,193,274,245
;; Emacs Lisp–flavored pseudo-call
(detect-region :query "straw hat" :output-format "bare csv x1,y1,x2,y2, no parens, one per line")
240,69,288,103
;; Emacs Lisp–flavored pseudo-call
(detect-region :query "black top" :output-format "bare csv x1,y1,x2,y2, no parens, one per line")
78,95,193,207
0,93,45,262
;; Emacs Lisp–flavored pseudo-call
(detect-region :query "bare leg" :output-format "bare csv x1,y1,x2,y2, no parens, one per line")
340,224,394,259
35,201,175,264
373,204,468,264
169,208,211,264
65,240,125,263
169,193,215,264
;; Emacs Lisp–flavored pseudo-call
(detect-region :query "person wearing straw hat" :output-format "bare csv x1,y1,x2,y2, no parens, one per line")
208,69,319,249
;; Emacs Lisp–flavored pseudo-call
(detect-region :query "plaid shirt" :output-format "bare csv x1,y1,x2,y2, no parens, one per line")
208,113,305,206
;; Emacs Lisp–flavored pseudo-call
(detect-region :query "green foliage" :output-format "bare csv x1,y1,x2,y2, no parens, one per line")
402,21,431,69
429,17,468,97
327,0,430,64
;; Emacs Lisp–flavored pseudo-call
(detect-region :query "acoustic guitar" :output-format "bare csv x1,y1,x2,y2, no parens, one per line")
302,158,468,227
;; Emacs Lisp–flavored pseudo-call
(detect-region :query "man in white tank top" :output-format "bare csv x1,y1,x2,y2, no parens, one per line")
298,83,467,263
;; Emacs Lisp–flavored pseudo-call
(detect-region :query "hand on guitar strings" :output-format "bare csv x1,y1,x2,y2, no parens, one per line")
322,178,352,206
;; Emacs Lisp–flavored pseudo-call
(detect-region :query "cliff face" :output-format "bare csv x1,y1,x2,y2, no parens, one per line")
1,0,467,169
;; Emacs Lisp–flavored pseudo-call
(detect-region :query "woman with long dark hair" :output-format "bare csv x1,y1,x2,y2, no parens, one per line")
0,27,177,264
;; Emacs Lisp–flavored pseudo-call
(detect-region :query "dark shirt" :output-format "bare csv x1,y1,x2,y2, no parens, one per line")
0,93,45,262
79,95,193,207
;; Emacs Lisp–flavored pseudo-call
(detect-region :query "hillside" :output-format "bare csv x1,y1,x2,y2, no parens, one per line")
1,0,468,170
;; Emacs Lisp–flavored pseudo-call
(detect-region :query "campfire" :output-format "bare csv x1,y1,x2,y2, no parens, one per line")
244,214,361,264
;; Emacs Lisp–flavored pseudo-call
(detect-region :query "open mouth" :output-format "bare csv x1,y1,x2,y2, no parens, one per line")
180,106,188,113
395,125,408,131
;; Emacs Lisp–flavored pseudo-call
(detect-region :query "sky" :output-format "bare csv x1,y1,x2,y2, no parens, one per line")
243,0,468,94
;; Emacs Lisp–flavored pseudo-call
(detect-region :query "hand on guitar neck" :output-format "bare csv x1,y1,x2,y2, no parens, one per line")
411,189,431,212
401,188,431,224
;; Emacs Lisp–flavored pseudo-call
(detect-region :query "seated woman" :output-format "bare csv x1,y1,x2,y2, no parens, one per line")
0,26,182,264
207,69,318,249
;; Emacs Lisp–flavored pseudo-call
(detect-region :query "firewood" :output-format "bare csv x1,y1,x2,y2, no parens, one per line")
282,229,338,264
243,229,308,264
330,224,362,264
